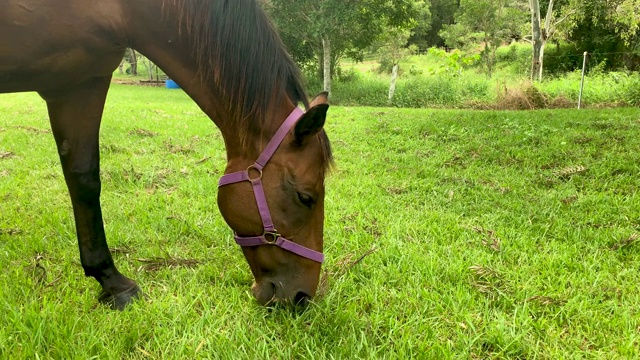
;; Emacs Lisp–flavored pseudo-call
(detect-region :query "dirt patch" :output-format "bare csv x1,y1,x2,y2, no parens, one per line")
164,141,195,154
129,128,158,137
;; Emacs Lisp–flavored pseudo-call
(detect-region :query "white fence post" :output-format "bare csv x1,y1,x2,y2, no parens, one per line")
578,52,588,109
388,64,399,102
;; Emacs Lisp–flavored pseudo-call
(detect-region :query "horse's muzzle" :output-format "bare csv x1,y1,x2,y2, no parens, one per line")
251,281,313,307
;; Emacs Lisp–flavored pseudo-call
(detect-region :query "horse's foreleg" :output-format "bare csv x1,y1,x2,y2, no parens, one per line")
40,77,141,310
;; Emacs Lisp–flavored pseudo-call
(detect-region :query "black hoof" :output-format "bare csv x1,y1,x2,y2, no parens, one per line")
98,284,143,310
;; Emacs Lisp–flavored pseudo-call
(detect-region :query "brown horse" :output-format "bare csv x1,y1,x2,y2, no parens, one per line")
0,0,332,309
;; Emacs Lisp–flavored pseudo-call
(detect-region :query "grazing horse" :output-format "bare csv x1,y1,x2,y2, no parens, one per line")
0,0,332,309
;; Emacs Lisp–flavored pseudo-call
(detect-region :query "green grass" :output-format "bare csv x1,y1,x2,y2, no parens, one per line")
1,85,640,358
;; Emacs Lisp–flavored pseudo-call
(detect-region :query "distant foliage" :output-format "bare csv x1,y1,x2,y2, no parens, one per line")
304,52,640,109
494,43,530,76
427,48,480,76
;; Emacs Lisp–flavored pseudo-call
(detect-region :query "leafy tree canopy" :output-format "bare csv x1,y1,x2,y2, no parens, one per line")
265,0,422,70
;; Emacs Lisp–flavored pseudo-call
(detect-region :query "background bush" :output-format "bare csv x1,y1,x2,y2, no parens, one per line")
303,44,639,109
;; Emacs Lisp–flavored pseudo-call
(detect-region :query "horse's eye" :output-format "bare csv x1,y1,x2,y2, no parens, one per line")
297,192,314,208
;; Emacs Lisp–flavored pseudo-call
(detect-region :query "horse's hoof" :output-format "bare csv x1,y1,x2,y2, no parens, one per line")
98,284,143,310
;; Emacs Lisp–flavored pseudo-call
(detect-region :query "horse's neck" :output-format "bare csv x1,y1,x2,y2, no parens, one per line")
121,1,222,122
120,0,293,161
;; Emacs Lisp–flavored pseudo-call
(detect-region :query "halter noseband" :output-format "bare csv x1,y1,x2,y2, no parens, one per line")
217,107,325,263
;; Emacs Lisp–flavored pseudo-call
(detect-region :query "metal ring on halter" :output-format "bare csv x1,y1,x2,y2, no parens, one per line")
263,231,280,244
246,165,263,182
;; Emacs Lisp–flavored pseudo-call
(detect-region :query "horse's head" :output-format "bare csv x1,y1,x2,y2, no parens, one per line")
217,93,331,306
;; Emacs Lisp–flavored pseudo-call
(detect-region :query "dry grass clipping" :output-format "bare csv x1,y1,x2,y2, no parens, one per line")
528,295,567,306
469,265,509,296
137,255,201,272
0,228,22,235
14,125,50,134
610,234,639,251
553,165,588,179
318,247,378,296
0,151,15,159
472,226,501,252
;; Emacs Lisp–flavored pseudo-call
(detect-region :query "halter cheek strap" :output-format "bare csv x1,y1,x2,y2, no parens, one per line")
218,107,325,263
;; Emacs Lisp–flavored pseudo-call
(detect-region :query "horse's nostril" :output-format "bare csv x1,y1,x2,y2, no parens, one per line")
293,291,311,306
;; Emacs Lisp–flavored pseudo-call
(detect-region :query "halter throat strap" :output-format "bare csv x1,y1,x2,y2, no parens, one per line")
218,107,324,264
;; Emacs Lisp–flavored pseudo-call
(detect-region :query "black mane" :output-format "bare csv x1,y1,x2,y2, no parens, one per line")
175,0,332,171
177,0,308,129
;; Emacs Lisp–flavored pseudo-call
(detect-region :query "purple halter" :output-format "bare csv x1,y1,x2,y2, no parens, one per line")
217,107,325,263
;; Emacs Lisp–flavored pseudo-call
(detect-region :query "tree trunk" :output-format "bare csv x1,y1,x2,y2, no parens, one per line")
531,0,554,81
530,0,543,82
130,49,138,76
540,0,555,81
538,42,546,81
388,63,399,102
483,36,494,77
322,36,332,96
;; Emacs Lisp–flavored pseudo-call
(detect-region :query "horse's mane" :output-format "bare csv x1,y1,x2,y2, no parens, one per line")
173,0,308,133
170,0,332,171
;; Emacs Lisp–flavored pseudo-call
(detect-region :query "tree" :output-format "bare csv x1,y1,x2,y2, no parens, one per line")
265,0,420,95
559,0,639,45
614,0,640,45
373,28,416,100
441,0,527,77
556,0,640,69
529,0,562,81
123,48,138,76
409,0,459,48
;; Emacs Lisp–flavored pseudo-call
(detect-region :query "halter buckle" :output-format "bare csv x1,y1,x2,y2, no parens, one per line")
263,231,280,244
246,165,263,182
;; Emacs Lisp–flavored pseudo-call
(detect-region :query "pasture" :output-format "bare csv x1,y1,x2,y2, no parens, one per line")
1,85,639,358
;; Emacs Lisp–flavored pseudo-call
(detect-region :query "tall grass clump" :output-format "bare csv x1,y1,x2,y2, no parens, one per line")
305,70,390,107
391,75,459,107
332,76,389,107
494,42,531,77
622,73,640,106
323,73,492,108
539,71,640,106
304,46,639,109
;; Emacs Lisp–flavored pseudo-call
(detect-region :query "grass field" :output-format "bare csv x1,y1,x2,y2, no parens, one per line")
1,85,639,358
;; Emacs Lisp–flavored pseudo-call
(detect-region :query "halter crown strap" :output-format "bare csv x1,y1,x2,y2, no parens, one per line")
218,107,324,263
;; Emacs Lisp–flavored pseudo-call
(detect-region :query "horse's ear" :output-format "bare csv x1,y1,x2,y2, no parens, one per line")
309,92,329,108
295,100,329,146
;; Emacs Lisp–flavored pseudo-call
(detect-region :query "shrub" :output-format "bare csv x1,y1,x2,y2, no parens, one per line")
304,57,639,109
392,75,459,108
460,79,490,100
495,81,548,110
622,73,640,106
495,43,531,77
332,76,389,107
